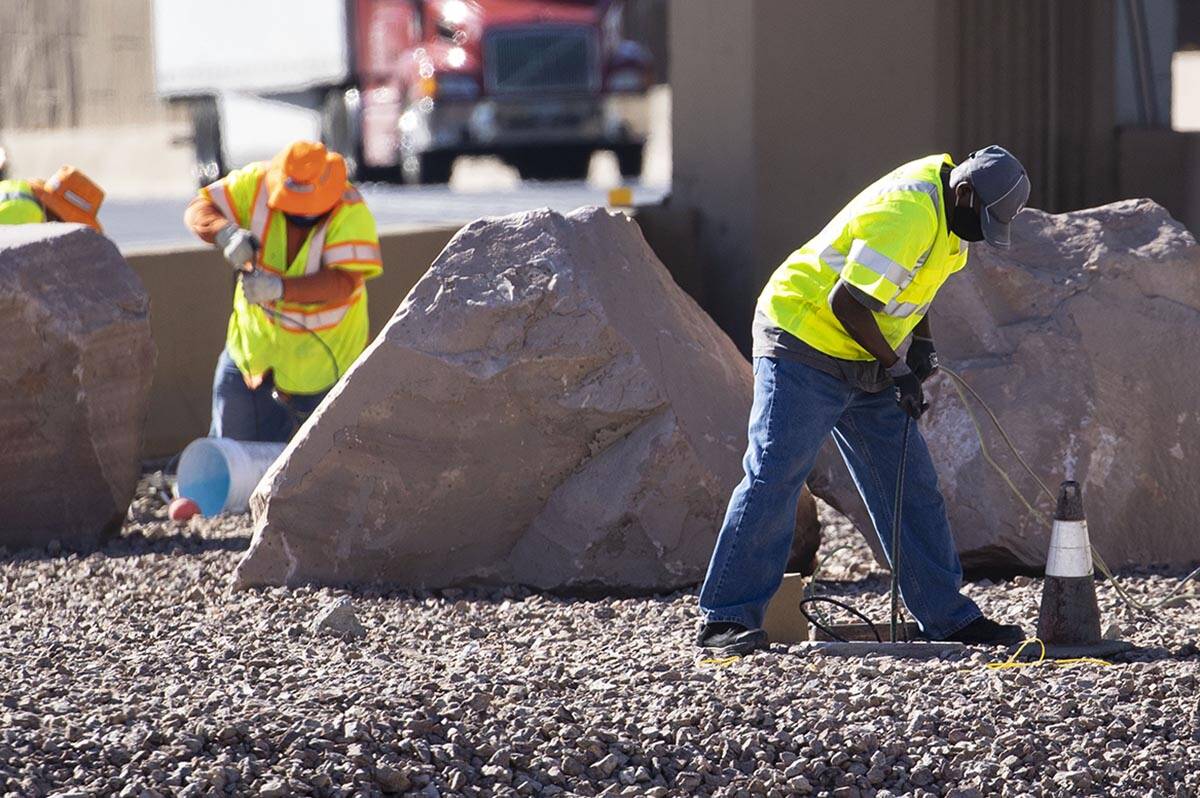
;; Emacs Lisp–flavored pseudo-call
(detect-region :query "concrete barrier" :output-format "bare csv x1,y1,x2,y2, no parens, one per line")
126,224,459,457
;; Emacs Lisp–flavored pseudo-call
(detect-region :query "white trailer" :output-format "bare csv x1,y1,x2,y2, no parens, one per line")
151,0,352,182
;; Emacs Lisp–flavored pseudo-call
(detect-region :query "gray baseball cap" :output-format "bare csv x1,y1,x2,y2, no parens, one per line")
950,145,1030,248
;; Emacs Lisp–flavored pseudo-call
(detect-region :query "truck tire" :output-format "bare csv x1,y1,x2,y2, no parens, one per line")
512,147,591,182
321,88,363,182
615,144,645,180
191,98,225,188
401,152,454,185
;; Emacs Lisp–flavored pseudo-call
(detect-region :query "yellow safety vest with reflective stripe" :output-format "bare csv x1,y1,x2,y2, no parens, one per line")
758,154,967,360
0,179,46,225
200,163,383,395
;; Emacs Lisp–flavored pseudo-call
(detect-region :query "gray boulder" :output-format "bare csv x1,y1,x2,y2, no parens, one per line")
811,199,1200,573
0,224,154,550
235,207,819,591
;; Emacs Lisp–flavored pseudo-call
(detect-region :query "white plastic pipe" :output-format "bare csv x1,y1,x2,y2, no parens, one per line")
176,438,287,516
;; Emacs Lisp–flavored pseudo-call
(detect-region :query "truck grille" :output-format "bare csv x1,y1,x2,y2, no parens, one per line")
485,27,598,95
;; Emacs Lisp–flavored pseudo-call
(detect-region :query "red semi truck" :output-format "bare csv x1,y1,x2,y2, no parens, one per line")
153,0,652,184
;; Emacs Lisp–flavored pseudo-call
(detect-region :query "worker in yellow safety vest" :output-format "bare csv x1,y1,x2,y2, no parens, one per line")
697,147,1032,656
185,140,383,442
0,165,105,231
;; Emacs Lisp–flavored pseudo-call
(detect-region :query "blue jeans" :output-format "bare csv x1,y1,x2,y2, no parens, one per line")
699,356,981,639
208,349,327,443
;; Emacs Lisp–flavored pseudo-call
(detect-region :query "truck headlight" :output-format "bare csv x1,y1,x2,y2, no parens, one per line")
606,68,645,93
436,74,480,102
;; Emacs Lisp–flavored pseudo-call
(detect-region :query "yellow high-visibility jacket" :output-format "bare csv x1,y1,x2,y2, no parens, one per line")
0,179,46,225
758,154,967,360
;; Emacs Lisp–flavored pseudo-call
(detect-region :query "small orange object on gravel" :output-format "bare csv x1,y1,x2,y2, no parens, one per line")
168,497,201,522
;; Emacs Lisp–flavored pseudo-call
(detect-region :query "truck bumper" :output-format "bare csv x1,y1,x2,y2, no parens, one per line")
399,93,648,158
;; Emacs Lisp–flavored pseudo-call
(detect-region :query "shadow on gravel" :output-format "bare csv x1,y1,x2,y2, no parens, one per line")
0,531,252,564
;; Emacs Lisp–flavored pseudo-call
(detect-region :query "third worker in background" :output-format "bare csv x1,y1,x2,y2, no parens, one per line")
697,146,1031,655
185,140,382,443
0,165,105,231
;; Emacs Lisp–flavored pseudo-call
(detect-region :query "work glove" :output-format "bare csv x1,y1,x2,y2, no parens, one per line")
240,269,284,305
886,361,927,420
215,224,258,270
905,336,939,383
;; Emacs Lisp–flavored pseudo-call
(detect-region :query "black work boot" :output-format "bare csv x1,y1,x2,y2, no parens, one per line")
696,622,767,657
944,616,1025,646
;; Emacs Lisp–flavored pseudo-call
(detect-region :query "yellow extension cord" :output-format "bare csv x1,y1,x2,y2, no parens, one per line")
985,638,1112,671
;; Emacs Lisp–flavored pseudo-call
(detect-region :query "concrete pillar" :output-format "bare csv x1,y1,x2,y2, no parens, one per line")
669,0,950,349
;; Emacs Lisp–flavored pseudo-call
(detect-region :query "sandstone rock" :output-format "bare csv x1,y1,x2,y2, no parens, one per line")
0,224,154,550
236,207,819,591
810,200,1200,573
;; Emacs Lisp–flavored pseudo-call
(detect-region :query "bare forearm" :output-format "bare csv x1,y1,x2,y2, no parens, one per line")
184,196,230,244
830,284,899,366
282,269,363,304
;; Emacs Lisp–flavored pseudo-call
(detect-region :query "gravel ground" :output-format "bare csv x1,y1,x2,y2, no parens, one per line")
2,476,1199,798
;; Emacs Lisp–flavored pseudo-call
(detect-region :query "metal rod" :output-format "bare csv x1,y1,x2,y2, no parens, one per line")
890,415,911,643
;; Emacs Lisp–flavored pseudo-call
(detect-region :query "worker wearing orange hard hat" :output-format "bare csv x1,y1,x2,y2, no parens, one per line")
0,165,105,231
184,140,383,442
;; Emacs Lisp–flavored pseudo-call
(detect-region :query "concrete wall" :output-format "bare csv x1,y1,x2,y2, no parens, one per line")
0,0,177,129
128,225,459,457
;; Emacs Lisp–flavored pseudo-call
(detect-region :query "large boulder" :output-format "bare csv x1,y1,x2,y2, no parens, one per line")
235,207,820,591
810,200,1200,573
0,224,155,550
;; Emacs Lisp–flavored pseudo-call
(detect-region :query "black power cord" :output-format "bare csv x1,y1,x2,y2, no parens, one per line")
799,596,883,643
258,303,341,384
800,415,914,645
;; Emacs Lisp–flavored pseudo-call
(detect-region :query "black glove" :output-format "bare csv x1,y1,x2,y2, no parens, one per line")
887,362,927,420
906,336,939,383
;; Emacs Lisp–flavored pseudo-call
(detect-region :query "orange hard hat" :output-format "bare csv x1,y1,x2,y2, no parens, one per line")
30,166,105,232
266,141,348,216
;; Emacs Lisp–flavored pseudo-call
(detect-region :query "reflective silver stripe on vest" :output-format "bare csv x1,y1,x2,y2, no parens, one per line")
323,242,381,265
207,181,236,221
0,190,37,204
250,179,270,243
847,239,912,289
268,287,364,331
872,179,939,208
881,298,929,318
820,244,846,271
302,217,333,276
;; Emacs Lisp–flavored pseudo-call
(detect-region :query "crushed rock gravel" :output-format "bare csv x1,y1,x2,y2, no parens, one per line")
2,474,1199,798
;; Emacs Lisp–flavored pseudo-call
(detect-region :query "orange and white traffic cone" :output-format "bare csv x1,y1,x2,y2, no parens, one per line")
1036,481,1132,658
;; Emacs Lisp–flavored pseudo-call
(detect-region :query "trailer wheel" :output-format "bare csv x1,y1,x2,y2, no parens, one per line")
401,152,454,185
191,98,225,188
321,88,363,182
615,144,644,180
